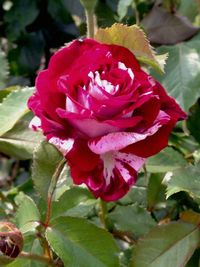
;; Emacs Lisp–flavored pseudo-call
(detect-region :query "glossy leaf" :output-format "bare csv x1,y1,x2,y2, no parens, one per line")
0,87,34,136
166,163,200,199
131,222,200,267
0,113,43,159
46,216,120,267
95,23,166,73
32,140,64,200
151,38,200,111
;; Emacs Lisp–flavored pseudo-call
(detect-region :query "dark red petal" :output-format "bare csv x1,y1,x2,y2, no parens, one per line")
66,139,100,172
122,121,175,157
107,44,141,70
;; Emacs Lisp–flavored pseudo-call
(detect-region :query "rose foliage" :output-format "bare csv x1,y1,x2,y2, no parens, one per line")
28,38,186,201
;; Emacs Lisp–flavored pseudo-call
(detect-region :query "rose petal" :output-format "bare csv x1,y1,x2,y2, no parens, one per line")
66,139,100,173
88,111,170,154
49,137,74,156
92,151,145,201
57,108,119,138
122,121,174,157
29,116,41,131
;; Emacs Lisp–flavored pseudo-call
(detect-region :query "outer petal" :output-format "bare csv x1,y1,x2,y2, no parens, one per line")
48,39,101,78
71,151,145,201
99,151,145,201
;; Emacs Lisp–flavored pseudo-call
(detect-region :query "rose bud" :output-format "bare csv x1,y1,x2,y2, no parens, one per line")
0,222,23,265
28,38,187,201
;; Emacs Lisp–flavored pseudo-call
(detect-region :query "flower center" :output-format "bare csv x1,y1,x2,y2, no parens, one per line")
87,61,134,96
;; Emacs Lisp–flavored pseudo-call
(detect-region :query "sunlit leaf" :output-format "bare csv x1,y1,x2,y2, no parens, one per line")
166,163,200,199
95,23,166,73
151,38,200,111
0,113,43,159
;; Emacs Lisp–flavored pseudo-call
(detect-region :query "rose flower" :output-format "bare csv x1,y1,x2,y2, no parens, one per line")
28,39,186,201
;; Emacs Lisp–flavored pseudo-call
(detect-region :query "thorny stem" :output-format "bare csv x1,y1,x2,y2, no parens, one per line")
45,158,66,227
43,158,66,263
19,251,59,267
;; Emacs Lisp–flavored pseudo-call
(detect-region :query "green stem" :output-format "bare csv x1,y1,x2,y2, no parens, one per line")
45,158,66,226
85,9,95,38
19,251,58,267
99,199,108,229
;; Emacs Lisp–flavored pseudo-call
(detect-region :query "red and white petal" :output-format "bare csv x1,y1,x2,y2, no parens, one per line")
88,111,170,154
48,137,74,156
100,151,145,186
29,116,41,131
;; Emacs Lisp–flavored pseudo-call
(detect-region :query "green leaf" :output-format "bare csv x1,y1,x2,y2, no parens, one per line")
131,222,200,267
46,216,120,267
51,187,94,219
32,140,63,200
0,49,9,90
0,87,34,136
146,147,187,173
94,23,166,73
15,192,40,229
109,204,156,237
166,163,200,199
151,38,200,111
0,113,43,159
